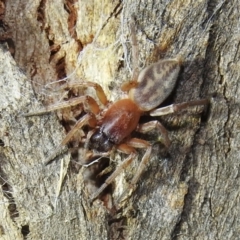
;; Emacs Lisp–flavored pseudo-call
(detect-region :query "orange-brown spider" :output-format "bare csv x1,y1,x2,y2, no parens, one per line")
25,19,208,202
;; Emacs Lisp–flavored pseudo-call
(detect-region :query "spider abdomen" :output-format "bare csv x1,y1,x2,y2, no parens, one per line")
129,59,180,111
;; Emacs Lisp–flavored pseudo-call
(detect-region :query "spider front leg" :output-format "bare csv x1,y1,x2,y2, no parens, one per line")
24,81,110,164
120,16,140,92
45,113,97,165
124,138,152,185
90,138,152,202
59,81,108,106
25,95,100,164
24,95,101,116
129,15,139,82
150,99,209,116
117,138,152,203
24,80,109,117
90,144,137,201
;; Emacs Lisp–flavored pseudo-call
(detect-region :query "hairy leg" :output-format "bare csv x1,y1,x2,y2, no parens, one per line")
90,143,137,201
136,121,170,148
59,81,108,106
45,113,97,165
24,95,101,116
150,99,209,116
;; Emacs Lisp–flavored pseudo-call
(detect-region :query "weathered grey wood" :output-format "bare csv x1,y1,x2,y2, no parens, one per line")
0,0,239,239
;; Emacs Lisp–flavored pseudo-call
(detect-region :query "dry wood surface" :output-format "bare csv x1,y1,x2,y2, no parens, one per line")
0,0,239,239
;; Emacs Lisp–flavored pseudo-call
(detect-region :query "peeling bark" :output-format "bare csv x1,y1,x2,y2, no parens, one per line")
0,0,239,239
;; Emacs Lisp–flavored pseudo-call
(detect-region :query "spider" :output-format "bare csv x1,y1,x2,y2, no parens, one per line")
25,19,208,202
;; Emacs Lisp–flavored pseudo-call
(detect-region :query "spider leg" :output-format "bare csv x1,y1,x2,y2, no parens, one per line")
24,95,101,116
136,121,170,148
90,143,137,201
124,138,152,185
45,113,97,165
120,16,139,92
117,138,152,203
59,81,108,105
130,15,139,82
61,113,96,146
150,98,209,116
90,138,153,202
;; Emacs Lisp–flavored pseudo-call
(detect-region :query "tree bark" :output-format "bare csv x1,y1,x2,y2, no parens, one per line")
0,0,239,239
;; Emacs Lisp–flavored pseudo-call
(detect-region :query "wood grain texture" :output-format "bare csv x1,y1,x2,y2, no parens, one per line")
1,0,239,239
